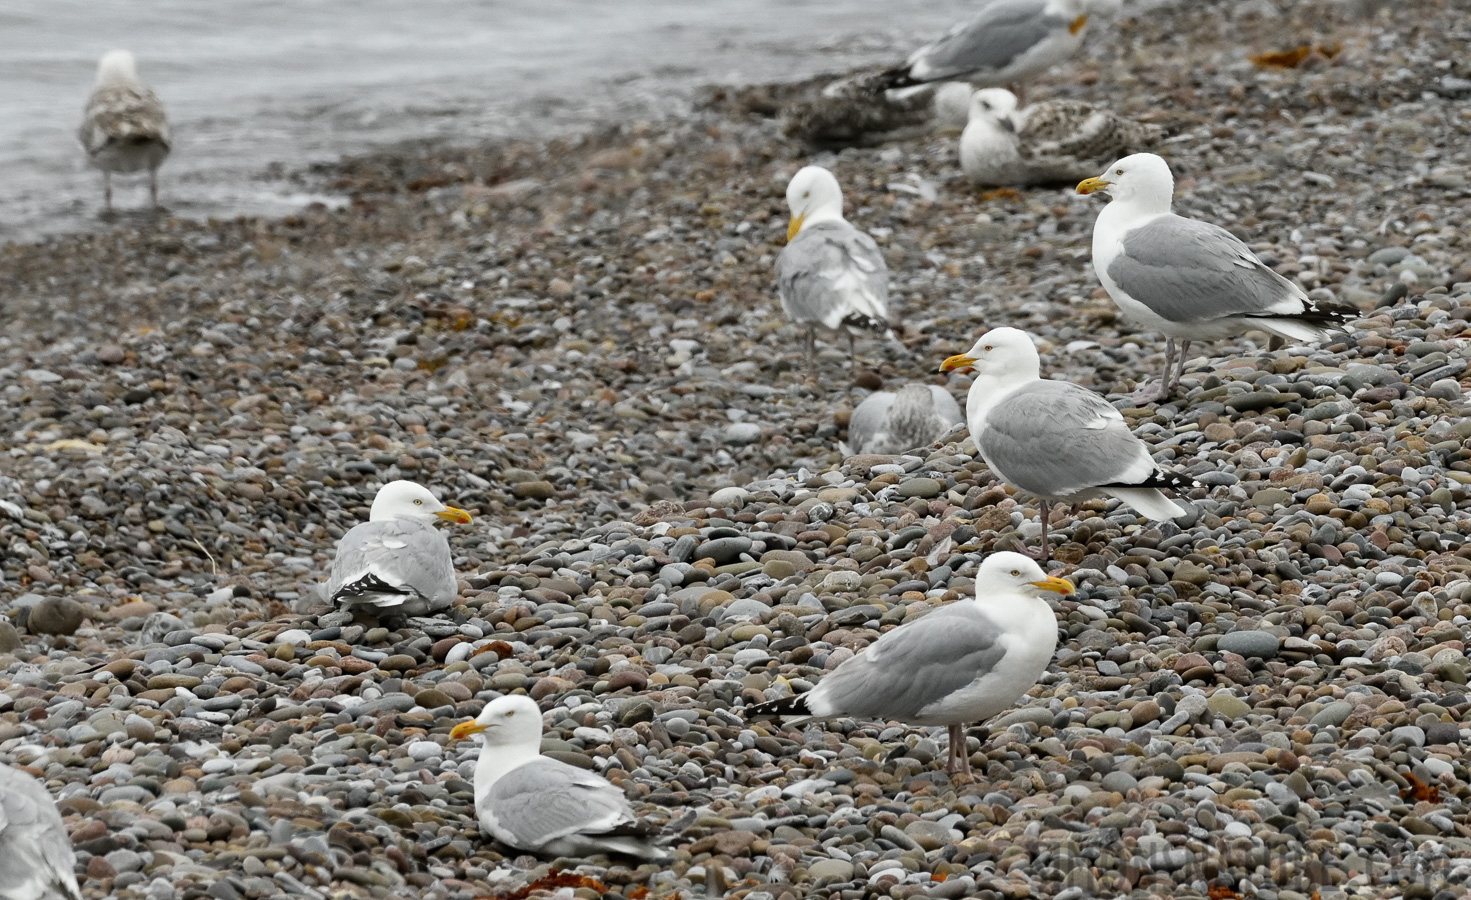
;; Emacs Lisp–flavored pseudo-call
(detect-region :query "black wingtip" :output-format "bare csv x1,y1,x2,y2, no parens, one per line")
332,573,412,602
745,695,811,719
1100,468,1198,493
873,65,922,92
839,312,889,333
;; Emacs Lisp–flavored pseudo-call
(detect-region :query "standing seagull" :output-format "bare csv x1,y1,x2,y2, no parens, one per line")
777,165,893,381
843,383,963,456
450,696,669,859
0,763,83,900
79,50,171,213
1078,153,1356,402
940,328,1192,561
960,88,1161,187
748,552,1071,779
323,480,472,618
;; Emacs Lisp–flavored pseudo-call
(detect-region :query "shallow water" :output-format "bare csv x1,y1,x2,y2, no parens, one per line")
0,0,965,241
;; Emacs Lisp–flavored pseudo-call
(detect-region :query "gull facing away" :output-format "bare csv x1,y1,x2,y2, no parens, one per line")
0,763,83,900
843,383,963,456
322,480,472,618
1078,153,1356,402
450,696,669,859
877,0,1121,96
940,328,1192,561
776,165,895,380
78,50,171,213
961,88,1161,187
747,552,1071,779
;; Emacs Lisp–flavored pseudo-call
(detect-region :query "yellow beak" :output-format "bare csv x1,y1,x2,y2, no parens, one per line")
435,506,473,525
1029,575,1074,595
1076,176,1110,195
786,213,805,243
449,719,487,740
939,353,977,373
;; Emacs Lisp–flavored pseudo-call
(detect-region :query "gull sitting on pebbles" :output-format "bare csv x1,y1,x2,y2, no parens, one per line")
1078,152,1357,402
322,480,471,618
0,762,83,900
777,165,895,380
961,88,1161,187
843,383,963,456
941,327,1193,561
748,551,1071,779
450,696,669,859
78,50,171,213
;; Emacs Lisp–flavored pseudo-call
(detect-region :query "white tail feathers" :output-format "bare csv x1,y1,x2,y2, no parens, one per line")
1104,487,1186,521
96,50,140,86
1251,317,1340,344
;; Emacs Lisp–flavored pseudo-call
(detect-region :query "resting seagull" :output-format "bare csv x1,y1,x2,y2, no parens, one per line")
323,480,471,618
961,88,1161,187
1078,153,1356,402
450,696,669,859
748,551,1070,779
78,50,170,213
0,763,83,900
941,327,1192,561
777,165,894,380
843,383,963,456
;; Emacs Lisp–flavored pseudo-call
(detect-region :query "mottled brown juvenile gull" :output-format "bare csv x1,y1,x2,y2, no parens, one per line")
961,88,1161,186
0,763,82,900
781,70,937,148
450,696,668,859
777,165,893,379
1078,153,1356,402
941,327,1192,561
843,383,963,456
78,50,170,212
748,551,1071,779
323,480,471,617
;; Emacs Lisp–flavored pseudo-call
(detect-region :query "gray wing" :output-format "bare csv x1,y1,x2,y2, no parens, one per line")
485,757,637,849
815,603,1008,721
1108,215,1307,324
776,221,890,331
977,381,1154,498
0,765,82,900
1019,101,1160,165
848,391,897,455
79,84,170,153
908,0,1064,82
324,518,456,609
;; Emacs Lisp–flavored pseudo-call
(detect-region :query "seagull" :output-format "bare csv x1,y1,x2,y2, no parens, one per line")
323,480,472,618
776,165,894,380
747,551,1071,779
450,696,669,859
961,88,1161,187
1077,153,1357,403
0,763,83,900
78,50,170,213
843,383,963,456
940,327,1193,561
782,70,938,148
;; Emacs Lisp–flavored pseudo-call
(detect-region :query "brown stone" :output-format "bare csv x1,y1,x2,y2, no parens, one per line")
607,669,648,692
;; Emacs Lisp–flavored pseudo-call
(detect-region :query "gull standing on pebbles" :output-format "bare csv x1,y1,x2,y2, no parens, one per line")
1078,153,1356,402
323,480,471,618
961,88,1161,187
748,551,1071,779
450,696,669,859
78,50,171,213
941,327,1192,561
0,763,83,900
843,383,963,456
777,165,894,380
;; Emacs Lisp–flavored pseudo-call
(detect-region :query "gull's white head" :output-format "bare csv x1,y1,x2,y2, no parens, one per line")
968,88,1020,131
938,326,1042,383
784,165,845,242
449,695,543,748
976,551,1074,598
1076,152,1175,212
95,50,140,87
368,480,472,526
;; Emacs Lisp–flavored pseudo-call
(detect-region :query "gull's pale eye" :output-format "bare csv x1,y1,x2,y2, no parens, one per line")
1116,168,1123,174
413,499,423,505
980,101,991,111
983,345,993,351
504,710,515,717
802,191,810,198
1010,569,1021,576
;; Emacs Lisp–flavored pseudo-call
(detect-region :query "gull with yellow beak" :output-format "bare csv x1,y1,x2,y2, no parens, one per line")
748,551,1071,779
322,479,472,618
776,165,894,380
1077,152,1355,403
941,327,1193,561
449,696,669,859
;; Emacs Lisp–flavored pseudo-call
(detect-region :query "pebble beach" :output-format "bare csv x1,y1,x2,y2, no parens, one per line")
2,1,1471,899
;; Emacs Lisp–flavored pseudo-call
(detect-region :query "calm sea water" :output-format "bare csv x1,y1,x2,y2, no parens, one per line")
0,0,970,240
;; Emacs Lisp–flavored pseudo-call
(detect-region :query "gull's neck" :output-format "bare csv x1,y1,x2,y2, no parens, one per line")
1099,187,1172,230
473,741,540,802
965,361,1038,440
799,200,846,232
